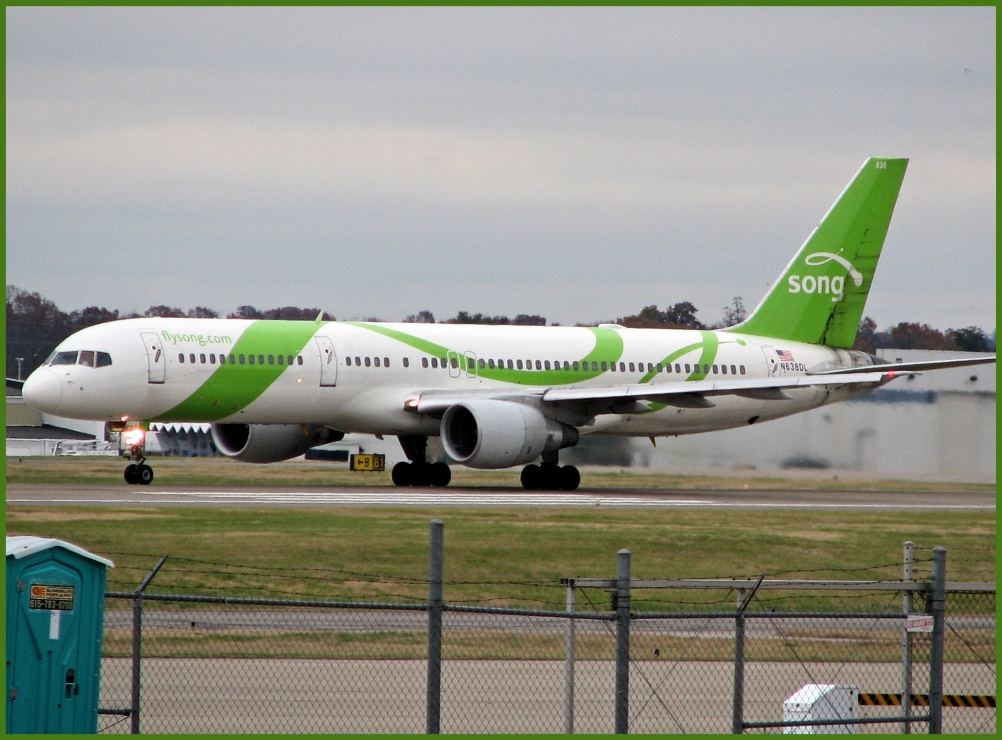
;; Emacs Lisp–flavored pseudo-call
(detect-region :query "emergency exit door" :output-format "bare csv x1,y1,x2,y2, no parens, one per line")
315,336,338,387
140,332,166,384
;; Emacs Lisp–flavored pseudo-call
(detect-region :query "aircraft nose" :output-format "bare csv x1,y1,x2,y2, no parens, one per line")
22,368,63,414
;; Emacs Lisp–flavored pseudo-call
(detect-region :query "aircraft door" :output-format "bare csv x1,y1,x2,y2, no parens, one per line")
761,346,780,377
446,350,461,379
315,336,338,387
140,332,166,384
464,352,478,378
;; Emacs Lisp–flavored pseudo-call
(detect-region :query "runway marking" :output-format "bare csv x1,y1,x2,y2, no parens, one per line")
6,491,995,510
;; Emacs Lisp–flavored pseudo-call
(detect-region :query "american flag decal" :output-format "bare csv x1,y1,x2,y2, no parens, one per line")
776,349,795,362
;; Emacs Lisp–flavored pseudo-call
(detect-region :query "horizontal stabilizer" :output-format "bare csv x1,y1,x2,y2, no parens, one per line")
812,355,995,376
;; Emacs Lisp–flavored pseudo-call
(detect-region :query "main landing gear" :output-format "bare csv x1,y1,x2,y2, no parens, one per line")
121,424,154,485
393,435,452,487
521,451,580,491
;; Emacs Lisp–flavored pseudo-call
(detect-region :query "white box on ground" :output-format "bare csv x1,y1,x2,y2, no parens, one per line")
783,684,858,734
906,614,934,632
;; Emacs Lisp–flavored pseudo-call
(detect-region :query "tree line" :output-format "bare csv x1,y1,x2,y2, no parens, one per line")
6,284,994,381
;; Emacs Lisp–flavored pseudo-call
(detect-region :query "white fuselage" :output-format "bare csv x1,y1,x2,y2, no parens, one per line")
23,318,869,439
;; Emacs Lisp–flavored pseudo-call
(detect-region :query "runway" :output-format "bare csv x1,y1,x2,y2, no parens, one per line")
6,483,995,510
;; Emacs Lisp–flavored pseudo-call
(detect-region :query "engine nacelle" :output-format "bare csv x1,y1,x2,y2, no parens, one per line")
211,423,343,464
441,400,579,469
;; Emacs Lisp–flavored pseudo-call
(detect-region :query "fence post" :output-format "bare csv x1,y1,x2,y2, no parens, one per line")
928,547,946,734
731,607,745,734
427,520,444,734
130,555,168,734
130,593,142,734
901,541,914,734
614,549,631,734
565,579,576,734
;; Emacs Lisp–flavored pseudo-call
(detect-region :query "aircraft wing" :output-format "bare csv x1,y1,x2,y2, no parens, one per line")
406,370,895,415
809,355,996,376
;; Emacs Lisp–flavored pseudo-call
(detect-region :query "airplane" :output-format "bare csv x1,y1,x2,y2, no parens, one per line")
22,157,995,488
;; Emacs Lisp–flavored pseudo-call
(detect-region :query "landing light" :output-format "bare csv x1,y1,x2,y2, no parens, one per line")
123,428,146,447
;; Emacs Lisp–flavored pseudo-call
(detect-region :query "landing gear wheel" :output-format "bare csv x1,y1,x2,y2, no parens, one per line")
539,462,562,491
559,465,580,491
520,464,541,490
392,461,412,487
137,464,154,485
124,464,139,485
410,462,432,487
430,462,452,487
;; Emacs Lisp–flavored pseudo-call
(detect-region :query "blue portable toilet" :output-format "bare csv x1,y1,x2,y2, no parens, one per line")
6,537,113,734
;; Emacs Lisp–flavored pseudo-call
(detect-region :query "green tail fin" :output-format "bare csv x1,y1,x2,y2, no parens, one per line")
729,157,908,348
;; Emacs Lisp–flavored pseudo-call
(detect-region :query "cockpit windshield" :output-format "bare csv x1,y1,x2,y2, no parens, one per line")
49,350,113,367
50,351,79,365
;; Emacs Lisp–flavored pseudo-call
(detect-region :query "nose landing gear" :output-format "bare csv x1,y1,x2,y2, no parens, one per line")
124,462,154,485
121,425,154,485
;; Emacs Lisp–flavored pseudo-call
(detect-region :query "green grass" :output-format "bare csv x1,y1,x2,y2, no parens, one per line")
6,505,995,613
99,626,994,663
5,456,995,491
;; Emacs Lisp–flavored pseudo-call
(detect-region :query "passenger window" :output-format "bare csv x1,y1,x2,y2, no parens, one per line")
507,359,513,369
179,354,185,363
712,365,718,374
422,358,429,368
610,361,616,372
740,365,746,375
517,360,523,370
258,355,265,365
200,354,206,364
355,356,361,366
384,357,390,367
721,364,727,374
544,360,551,370
648,363,654,373
96,352,113,367
620,362,626,372
277,355,283,365
403,358,410,368
297,356,303,365
675,363,681,373
239,355,246,364
430,358,437,368
731,365,737,375
573,361,579,371
440,357,447,369
601,361,608,371
365,357,371,367
488,359,495,369
629,362,635,372
533,360,540,370
346,357,352,366
78,350,96,367
210,354,217,365
230,354,237,364
374,357,380,367
188,353,195,364
592,362,598,371
288,356,294,366
268,355,274,365
478,358,485,369
656,363,663,372
703,364,709,374
248,355,255,365
563,361,569,370
450,358,458,369
684,364,690,373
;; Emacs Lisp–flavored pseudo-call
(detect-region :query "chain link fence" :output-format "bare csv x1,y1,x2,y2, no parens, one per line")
97,530,994,734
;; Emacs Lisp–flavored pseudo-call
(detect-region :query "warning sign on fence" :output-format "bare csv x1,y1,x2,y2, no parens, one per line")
906,614,934,632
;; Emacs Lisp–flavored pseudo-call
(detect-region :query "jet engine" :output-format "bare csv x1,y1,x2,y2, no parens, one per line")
441,400,579,469
211,423,343,464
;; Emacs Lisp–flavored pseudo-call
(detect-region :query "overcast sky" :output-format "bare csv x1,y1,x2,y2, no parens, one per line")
6,7,996,331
